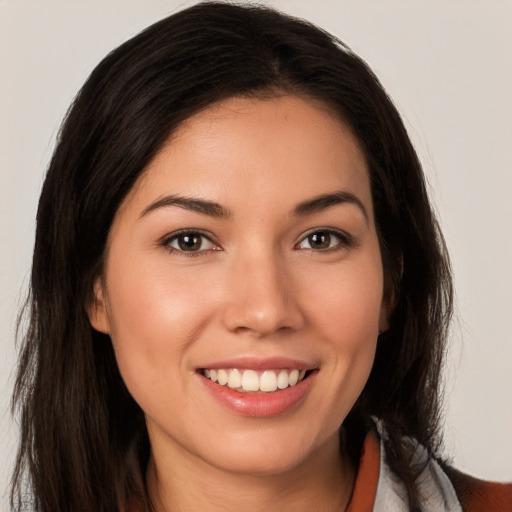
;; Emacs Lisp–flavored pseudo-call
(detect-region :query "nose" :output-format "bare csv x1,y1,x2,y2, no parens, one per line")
221,253,304,337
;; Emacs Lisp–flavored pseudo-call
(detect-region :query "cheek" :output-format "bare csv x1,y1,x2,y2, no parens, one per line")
297,254,383,408
106,248,216,340
103,254,220,406
302,256,385,341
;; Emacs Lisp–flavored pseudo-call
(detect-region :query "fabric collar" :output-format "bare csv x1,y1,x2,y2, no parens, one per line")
345,422,464,512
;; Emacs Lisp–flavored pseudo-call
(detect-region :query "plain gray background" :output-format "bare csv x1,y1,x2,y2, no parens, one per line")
1,1,511,508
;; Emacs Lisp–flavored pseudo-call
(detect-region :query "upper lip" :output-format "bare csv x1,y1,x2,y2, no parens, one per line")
196,356,318,371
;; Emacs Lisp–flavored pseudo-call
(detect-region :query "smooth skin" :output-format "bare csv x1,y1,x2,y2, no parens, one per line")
89,95,390,511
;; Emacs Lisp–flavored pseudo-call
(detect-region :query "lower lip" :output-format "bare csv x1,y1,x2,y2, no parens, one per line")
199,371,316,417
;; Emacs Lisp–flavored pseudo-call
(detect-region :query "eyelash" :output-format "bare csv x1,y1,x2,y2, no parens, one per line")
161,228,354,257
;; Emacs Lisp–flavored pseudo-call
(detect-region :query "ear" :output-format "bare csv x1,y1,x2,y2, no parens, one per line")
378,300,391,334
379,255,403,334
87,277,111,334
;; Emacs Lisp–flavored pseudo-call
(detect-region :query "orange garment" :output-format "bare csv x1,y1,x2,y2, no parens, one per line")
345,431,380,512
443,466,512,512
346,431,512,512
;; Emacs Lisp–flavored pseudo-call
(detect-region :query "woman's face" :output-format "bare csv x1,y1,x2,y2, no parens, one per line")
90,95,389,476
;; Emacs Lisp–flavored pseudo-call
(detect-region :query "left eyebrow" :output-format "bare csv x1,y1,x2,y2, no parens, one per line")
140,194,232,219
291,190,369,223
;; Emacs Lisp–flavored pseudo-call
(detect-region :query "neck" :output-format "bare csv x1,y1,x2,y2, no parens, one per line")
146,432,355,512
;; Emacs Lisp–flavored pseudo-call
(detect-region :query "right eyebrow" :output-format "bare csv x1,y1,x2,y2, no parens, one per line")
140,194,232,219
291,190,369,225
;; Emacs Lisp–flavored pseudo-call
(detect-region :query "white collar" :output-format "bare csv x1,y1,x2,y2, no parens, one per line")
372,420,463,512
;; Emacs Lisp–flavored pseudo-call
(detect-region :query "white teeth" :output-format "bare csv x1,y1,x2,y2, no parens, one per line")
217,369,228,386
260,370,278,392
202,368,309,393
227,369,242,389
277,369,289,389
289,369,299,386
241,370,259,391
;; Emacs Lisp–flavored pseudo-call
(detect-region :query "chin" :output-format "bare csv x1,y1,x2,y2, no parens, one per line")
210,450,308,477
197,427,332,477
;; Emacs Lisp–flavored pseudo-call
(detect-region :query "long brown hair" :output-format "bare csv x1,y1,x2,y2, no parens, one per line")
11,3,452,511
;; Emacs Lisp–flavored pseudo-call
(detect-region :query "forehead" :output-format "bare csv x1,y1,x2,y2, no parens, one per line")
119,94,373,221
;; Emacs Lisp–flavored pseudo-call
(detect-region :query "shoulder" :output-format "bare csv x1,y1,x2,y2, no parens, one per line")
372,419,511,512
443,466,512,512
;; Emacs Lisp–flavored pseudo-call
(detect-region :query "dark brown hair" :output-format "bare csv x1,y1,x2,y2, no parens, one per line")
11,3,452,511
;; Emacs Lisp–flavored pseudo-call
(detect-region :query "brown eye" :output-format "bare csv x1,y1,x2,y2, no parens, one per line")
297,230,349,251
178,234,202,251
307,232,331,249
167,232,215,252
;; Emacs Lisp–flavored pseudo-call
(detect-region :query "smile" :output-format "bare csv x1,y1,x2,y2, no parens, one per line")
201,368,308,393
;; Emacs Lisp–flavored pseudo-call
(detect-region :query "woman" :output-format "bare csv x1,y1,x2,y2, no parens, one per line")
10,2,511,512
